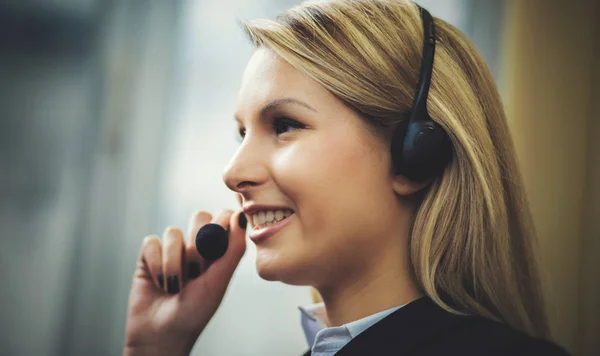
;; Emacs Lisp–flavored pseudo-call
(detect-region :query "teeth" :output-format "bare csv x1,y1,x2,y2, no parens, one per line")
257,211,265,224
252,209,293,229
275,210,284,221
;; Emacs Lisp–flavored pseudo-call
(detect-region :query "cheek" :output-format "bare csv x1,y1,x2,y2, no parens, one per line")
257,132,397,284
273,133,363,205
273,132,389,243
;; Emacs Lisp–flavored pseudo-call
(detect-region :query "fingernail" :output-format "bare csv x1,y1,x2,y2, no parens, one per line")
167,275,180,294
188,262,201,279
158,274,164,289
238,213,247,229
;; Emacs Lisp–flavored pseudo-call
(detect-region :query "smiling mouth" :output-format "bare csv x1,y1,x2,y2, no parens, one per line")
250,209,295,230
248,211,295,243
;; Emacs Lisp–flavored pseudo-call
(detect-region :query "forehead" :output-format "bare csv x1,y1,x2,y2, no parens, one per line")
234,47,337,118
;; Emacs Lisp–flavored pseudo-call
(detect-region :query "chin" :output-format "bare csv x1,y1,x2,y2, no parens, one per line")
255,253,314,286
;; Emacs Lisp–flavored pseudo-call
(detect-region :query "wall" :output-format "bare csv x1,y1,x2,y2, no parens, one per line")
502,1,599,354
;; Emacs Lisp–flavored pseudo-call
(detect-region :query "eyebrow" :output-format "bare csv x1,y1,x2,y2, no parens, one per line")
234,97,317,124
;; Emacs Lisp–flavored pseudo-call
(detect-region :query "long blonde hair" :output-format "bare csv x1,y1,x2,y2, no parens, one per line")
241,0,550,339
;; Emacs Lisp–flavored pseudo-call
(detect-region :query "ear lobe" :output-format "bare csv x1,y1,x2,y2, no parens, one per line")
392,174,433,196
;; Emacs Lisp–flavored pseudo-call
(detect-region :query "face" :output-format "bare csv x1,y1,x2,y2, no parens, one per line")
223,47,407,289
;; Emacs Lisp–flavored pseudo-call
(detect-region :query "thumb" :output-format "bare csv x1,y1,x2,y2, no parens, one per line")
183,210,247,303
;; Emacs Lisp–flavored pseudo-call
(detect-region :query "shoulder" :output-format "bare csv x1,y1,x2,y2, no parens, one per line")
313,297,570,356
418,314,570,356
503,336,571,356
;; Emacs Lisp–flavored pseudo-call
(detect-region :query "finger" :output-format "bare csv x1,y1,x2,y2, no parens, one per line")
185,210,247,302
184,210,212,283
223,210,247,271
203,209,235,269
140,235,164,290
162,226,185,294
213,208,234,229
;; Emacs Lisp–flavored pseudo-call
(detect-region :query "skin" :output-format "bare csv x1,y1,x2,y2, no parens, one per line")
123,46,432,356
223,46,429,327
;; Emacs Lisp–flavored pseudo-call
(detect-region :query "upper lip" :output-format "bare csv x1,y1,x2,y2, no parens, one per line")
242,204,294,217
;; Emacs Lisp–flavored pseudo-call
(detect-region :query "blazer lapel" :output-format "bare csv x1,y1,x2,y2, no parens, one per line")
334,296,469,355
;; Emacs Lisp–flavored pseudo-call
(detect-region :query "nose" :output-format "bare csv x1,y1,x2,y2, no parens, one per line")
222,135,269,195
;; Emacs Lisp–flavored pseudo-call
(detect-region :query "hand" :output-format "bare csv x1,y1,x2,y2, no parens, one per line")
123,209,247,356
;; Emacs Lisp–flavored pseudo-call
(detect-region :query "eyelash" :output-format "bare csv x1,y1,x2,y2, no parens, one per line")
237,117,305,141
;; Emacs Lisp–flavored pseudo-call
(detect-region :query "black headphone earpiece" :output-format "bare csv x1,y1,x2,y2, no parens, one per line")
391,4,452,181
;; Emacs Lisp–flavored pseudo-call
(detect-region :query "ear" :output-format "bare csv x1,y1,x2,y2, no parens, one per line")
391,174,434,197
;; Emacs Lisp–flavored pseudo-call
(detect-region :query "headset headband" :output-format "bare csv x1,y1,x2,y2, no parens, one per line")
390,4,452,181
411,4,435,122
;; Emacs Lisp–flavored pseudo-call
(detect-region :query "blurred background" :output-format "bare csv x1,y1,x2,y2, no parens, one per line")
0,0,598,355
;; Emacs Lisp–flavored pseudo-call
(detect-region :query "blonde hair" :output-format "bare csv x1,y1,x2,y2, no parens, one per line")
241,0,550,339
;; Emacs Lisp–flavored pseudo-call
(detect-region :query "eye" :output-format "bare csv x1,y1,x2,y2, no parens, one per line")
237,128,245,142
236,117,305,143
272,116,305,135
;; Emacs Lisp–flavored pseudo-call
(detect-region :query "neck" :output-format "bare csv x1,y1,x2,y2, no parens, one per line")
315,247,423,327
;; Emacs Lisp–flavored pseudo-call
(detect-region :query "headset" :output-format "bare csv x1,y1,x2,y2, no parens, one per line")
390,4,452,181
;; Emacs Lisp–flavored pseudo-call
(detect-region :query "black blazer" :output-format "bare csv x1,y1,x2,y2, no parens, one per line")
301,297,569,356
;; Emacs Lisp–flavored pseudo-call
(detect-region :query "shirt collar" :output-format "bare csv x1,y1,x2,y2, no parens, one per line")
298,302,406,352
298,302,327,348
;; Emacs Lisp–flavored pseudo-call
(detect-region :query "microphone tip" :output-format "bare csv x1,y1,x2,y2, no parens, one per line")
195,223,229,260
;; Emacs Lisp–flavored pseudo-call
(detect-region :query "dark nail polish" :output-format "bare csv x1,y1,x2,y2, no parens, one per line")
167,275,180,294
158,274,164,289
188,262,201,279
238,213,247,229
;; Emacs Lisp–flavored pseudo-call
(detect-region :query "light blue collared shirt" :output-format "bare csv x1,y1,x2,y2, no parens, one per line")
298,302,405,356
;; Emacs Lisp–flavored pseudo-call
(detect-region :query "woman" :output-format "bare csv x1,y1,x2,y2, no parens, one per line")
123,1,569,355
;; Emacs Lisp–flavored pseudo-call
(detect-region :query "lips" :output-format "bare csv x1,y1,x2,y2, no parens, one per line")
242,205,294,227
248,212,294,243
